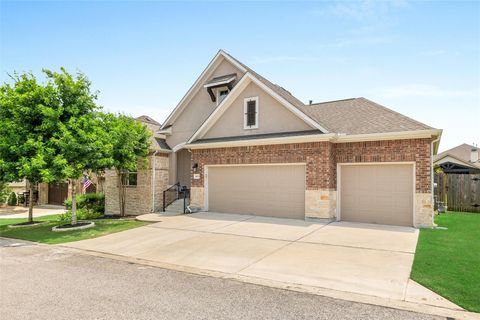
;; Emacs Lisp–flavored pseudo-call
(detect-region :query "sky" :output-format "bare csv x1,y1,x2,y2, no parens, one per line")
1,0,479,152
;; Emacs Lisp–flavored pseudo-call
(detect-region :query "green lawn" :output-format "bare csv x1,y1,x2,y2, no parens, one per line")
0,215,148,244
411,212,480,312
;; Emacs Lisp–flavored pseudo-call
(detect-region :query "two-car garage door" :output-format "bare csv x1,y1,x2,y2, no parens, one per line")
207,165,305,219
339,164,414,227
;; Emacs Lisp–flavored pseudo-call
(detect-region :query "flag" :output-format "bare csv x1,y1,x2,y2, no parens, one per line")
82,175,93,193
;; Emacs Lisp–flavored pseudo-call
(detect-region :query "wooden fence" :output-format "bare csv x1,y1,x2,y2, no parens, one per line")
435,173,480,212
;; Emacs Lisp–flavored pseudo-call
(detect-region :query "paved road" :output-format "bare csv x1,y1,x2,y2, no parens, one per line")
0,239,442,320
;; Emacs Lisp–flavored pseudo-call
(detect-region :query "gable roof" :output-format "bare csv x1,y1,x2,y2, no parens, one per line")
163,50,440,145
434,144,480,169
298,97,433,135
136,115,161,126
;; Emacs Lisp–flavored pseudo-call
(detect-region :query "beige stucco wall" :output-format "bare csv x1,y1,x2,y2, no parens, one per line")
305,189,337,220
415,193,434,227
203,81,313,139
166,58,245,148
104,154,169,215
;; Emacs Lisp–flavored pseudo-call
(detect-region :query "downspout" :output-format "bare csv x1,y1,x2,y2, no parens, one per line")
151,150,159,212
431,133,441,227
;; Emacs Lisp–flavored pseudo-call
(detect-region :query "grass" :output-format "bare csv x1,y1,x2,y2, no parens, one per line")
411,212,480,312
0,214,148,244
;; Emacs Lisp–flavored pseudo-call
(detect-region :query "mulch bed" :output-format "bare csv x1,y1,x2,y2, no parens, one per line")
55,222,92,229
8,221,47,228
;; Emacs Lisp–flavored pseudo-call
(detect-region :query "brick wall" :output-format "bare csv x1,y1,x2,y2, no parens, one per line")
191,138,432,193
104,153,170,215
335,139,432,193
191,142,335,190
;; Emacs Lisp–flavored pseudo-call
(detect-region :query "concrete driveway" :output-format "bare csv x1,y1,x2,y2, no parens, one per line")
65,212,424,301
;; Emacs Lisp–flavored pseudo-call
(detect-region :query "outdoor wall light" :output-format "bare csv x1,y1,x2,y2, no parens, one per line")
192,163,198,172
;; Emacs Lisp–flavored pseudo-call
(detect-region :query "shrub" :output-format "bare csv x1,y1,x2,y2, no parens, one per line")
7,192,17,206
58,208,103,222
0,182,10,204
64,192,105,213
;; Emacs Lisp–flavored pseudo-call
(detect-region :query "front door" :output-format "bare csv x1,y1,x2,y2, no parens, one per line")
176,149,191,189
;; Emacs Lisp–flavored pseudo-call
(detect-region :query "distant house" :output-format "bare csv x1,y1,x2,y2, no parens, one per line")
434,144,480,174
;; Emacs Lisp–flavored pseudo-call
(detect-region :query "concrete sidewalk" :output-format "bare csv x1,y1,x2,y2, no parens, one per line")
0,205,66,219
63,212,462,313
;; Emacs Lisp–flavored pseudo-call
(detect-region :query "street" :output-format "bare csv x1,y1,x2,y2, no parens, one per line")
0,239,442,320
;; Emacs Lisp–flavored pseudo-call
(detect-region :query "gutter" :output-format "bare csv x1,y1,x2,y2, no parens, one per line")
151,150,159,212
430,130,442,226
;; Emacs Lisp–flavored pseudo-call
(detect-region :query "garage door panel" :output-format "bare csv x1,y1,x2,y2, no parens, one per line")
340,164,414,227
208,165,305,219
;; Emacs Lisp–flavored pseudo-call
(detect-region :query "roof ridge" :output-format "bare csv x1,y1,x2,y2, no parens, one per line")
309,98,358,106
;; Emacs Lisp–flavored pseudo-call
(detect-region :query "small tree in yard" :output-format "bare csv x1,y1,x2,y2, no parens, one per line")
0,73,60,223
45,69,113,226
103,114,150,216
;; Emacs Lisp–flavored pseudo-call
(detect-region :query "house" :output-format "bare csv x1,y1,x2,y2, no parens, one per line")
104,50,442,227
433,144,480,174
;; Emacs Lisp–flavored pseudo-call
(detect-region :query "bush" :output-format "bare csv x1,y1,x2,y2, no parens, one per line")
64,192,105,213
17,193,25,205
7,192,17,206
58,208,103,222
0,182,10,204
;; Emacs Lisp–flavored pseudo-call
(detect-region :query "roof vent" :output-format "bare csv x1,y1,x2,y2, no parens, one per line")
471,144,479,163
309,100,313,105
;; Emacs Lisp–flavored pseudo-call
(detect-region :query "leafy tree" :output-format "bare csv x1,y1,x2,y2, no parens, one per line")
0,72,60,222
102,113,150,216
44,69,113,225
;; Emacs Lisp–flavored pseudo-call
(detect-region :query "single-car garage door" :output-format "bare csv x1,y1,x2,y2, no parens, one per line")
340,164,414,227
207,165,305,219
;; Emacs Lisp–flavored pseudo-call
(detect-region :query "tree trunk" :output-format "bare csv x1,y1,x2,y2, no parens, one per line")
71,179,77,225
28,182,34,223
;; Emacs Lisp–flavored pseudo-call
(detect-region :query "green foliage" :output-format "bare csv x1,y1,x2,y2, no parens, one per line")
64,192,105,213
17,193,25,205
0,182,10,204
58,209,103,222
7,192,17,206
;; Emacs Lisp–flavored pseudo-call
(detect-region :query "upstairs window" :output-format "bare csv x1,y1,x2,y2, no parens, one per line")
244,97,259,129
217,87,229,105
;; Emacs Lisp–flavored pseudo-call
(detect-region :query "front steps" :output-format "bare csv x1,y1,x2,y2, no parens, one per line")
164,198,190,214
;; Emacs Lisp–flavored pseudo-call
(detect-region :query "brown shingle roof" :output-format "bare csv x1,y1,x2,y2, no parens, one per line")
434,144,480,169
298,97,433,135
223,51,434,135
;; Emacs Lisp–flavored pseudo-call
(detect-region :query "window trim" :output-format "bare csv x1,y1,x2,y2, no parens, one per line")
124,172,138,187
243,96,259,129
216,86,230,106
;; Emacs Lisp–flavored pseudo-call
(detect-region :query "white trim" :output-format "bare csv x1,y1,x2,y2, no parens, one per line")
336,162,416,227
172,142,187,153
243,96,259,129
187,72,327,143
334,129,442,143
248,75,329,133
185,133,336,149
203,75,237,88
161,50,247,129
203,163,307,212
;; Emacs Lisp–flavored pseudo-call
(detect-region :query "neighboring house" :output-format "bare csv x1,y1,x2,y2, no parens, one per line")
433,144,480,174
104,50,442,227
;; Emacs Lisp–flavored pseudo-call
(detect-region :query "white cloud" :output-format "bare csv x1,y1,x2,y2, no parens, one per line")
373,84,479,99
316,36,391,49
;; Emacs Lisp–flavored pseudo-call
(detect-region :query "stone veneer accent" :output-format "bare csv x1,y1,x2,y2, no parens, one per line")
191,138,434,226
104,153,169,215
190,187,204,208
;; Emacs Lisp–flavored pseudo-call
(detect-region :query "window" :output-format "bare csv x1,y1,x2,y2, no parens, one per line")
217,87,229,105
244,97,259,129
123,172,137,186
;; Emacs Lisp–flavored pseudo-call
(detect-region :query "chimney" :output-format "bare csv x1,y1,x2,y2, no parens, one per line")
309,100,313,105
471,144,479,163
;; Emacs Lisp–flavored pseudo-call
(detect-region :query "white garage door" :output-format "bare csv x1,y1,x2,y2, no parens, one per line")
207,165,305,219
340,164,414,226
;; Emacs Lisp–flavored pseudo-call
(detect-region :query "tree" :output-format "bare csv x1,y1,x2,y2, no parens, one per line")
103,114,150,216
45,69,113,225
0,72,60,223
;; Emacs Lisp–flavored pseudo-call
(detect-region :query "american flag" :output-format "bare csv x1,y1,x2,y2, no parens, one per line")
82,175,93,193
